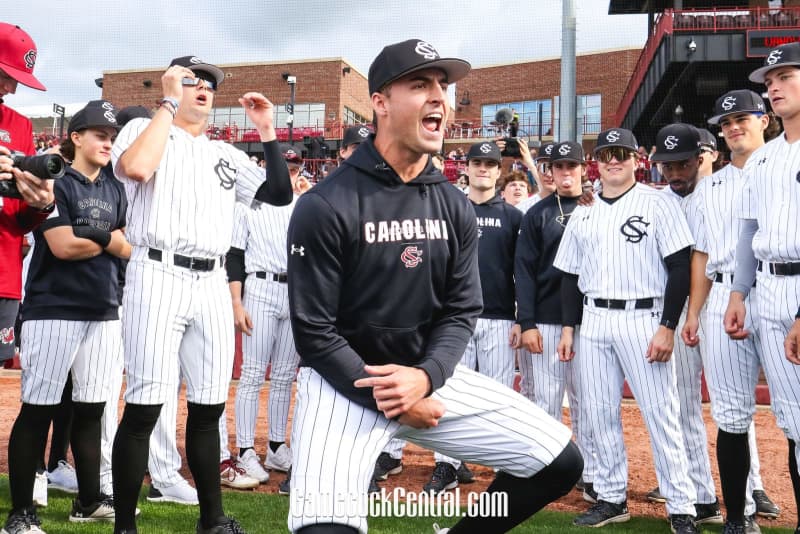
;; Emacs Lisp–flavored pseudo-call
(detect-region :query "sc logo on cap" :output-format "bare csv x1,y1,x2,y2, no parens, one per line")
479,143,492,154
104,111,117,124
101,102,115,112
415,41,439,60
721,96,737,111
766,49,783,66
358,127,370,138
605,130,620,143
559,144,572,155
24,50,36,70
664,135,679,150
544,145,553,155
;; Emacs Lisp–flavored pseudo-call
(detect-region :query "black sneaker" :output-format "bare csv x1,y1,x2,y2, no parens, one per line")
752,489,780,519
646,486,667,503
369,478,380,495
575,478,587,491
694,499,723,525
68,494,115,522
1,507,44,534
722,520,746,534
196,516,247,534
455,463,474,484
373,452,403,481
583,482,598,504
278,467,291,496
669,514,698,534
573,500,630,527
423,462,458,494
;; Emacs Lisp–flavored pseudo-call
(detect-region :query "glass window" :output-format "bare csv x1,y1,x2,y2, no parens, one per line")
343,106,369,125
480,99,552,138
553,94,602,136
209,103,327,131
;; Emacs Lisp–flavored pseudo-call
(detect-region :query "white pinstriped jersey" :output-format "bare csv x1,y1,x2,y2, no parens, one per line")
111,118,263,258
690,164,746,277
738,135,800,262
231,197,297,274
661,184,694,219
554,183,694,299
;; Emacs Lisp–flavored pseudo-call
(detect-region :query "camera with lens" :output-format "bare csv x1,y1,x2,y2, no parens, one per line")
500,137,521,158
0,151,66,199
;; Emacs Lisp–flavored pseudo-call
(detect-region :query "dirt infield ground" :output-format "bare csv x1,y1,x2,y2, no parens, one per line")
0,372,793,528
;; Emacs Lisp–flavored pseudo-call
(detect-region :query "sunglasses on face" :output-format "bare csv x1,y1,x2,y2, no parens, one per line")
181,76,217,92
596,147,635,163
537,162,552,174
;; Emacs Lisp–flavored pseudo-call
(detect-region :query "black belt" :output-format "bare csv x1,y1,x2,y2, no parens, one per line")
757,260,800,276
585,296,654,310
713,272,756,287
148,248,221,272
255,271,288,283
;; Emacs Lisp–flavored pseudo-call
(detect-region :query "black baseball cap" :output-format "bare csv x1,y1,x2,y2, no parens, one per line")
68,100,120,135
279,143,303,164
368,39,471,95
550,141,585,164
697,128,717,151
749,42,800,84
707,90,766,125
466,141,501,163
536,141,555,161
594,128,639,153
342,125,372,148
116,105,152,127
650,123,700,162
169,55,225,87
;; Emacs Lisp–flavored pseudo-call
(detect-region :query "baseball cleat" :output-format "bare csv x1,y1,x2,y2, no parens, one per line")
1,506,45,534
646,486,667,503
694,499,723,525
68,494,115,522
752,489,780,519
582,482,598,504
237,449,269,483
32,472,47,508
147,479,199,505
455,463,475,484
573,500,630,527
575,477,587,491
369,478,380,495
669,514,699,534
264,444,291,472
373,452,403,480
278,467,291,495
423,462,458,494
220,458,259,490
722,521,747,534
47,460,78,494
196,516,247,534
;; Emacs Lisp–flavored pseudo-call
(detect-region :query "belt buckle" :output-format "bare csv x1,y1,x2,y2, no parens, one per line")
189,257,200,270
769,263,780,276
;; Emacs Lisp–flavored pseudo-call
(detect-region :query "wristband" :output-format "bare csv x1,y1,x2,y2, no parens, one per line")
73,226,112,248
37,202,55,214
158,97,179,117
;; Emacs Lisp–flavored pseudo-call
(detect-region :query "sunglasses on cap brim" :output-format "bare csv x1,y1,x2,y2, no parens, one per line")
181,76,217,91
596,147,635,163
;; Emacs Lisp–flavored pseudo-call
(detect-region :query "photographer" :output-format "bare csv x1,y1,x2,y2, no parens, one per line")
0,23,54,374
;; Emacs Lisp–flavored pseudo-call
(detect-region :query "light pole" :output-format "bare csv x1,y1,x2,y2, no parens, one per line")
283,74,297,144
53,103,65,139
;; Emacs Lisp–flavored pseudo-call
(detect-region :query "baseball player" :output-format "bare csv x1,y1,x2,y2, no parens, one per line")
515,140,597,502
419,140,521,494
683,90,780,533
6,100,129,533
722,43,800,534
515,141,554,214
109,56,292,534
220,143,302,485
697,128,721,178
286,38,582,534
555,127,699,533
338,125,371,161
645,123,722,526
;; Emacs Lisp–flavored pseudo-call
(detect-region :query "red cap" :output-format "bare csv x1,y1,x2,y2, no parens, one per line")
0,23,45,91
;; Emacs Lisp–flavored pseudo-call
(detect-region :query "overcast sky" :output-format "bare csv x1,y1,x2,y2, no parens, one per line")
5,1,647,115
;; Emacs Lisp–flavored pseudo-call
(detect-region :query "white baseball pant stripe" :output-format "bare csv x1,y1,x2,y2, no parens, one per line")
754,272,800,473
123,247,234,405
20,319,122,405
100,354,124,490
673,310,716,504
235,276,299,446
459,318,515,388
290,365,573,534
579,305,696,516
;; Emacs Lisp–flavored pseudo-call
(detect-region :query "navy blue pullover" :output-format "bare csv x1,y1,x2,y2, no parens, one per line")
287,137,482,411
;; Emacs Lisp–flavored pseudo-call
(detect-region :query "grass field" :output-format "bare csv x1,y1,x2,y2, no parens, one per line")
4,478,794,534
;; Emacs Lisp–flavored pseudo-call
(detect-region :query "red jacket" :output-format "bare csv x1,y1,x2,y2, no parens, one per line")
0,104,48,300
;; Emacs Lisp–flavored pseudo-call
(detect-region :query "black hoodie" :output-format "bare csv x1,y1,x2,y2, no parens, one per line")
287,137,482,411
